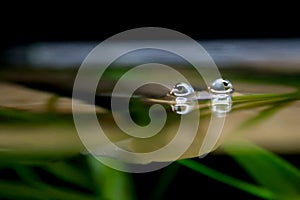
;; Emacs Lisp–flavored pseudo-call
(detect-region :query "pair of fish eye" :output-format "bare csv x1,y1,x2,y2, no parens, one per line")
170,78,234,97
169,78,234,115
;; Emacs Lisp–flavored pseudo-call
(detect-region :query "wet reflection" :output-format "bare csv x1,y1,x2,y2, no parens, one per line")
171,94,232,117
169,82,198,115
211,94,232,118
171,97,197,115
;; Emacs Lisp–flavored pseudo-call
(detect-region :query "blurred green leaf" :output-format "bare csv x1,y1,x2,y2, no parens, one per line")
178,159,274,199
150,163,180,200
223,140,300,199
238,100,292,130
0,181,97,200
0,181,50,200
12,164,97,200
232,92,300,113
88,156,136,200
0,108,73,124
43,161,92,189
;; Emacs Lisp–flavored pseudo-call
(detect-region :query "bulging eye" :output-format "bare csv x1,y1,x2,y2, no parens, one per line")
209,78,234,94
169,82,195,97
223,80,229,86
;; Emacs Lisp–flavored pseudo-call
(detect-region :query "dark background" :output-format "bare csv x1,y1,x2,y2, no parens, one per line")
1,4,299,50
